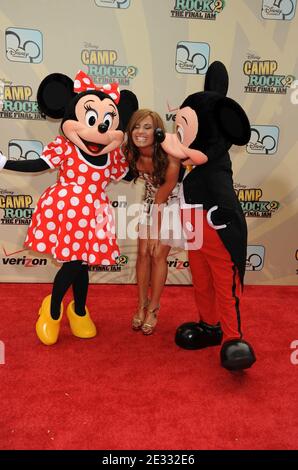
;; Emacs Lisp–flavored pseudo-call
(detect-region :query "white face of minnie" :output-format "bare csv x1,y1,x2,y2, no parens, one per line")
62,94,124,156
131,116,155,149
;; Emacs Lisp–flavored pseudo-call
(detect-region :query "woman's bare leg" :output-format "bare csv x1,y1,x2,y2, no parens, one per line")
133,237,151,323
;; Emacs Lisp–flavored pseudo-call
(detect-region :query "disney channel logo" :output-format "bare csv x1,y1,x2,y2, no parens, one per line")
81,43,137,86
246,246,265,271
262,0,296,20
5,27,43,63
94,0,130,8
234,185,280,218
243,55,295,94
0,79,44,120
8,139,43,161
247,126,279,155
176,41,210,74
170,0,225,20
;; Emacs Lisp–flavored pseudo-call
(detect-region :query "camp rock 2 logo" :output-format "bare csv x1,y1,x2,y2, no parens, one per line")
247,126,279,155
0,191,34,225
5,27,43,63
8,140,43,161
0,79,44,120
235,185,280,218
176,41,210,74
89,254,128,272
95,0,130,8
243,54,295,94
246,246,265,271
81,43,137,86
171,0,225,19
262,0,297,20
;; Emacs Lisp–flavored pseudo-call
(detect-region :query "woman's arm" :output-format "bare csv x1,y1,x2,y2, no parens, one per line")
154,155,181,204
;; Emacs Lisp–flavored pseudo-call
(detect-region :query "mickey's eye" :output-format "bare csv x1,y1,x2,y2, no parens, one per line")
176,125,184,143
85,109,98,127
103,112,115,130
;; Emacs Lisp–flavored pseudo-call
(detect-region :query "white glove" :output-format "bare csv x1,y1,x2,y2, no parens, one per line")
0,153,7,170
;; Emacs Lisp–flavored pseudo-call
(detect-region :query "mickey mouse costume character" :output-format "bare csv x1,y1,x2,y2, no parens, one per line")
160,61,256,370
0,70,138,345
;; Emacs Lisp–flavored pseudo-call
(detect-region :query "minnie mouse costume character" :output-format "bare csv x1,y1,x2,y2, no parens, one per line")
0,70,138,345
160,61,256,370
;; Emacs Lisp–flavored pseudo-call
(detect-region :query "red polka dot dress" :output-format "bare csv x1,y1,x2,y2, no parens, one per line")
24,136,128,265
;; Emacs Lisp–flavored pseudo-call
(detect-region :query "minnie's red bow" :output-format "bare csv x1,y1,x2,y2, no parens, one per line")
73,70,120,104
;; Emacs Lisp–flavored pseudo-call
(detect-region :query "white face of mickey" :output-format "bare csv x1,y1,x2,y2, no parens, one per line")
175,106,198,148
62,95,124,156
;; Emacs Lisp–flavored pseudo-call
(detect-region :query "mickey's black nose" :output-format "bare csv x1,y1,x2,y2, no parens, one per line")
98,123,109,134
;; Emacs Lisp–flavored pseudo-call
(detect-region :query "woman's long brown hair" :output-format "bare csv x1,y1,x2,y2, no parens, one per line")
123,109,168,186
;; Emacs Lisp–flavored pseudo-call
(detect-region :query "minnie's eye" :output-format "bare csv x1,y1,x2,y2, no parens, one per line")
103,113,113,130
176,125,184,143
85,110,98,127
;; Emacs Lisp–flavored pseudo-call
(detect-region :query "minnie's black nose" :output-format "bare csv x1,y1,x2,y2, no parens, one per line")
98,123,109,134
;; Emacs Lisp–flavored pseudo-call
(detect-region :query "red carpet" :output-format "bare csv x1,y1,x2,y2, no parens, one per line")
0,283,297,450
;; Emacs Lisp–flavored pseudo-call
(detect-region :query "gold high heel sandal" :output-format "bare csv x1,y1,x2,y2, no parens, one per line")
131,299,149,330
141,305,160,335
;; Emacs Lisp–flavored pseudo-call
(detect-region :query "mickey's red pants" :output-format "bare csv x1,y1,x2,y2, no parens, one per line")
188,210,243,342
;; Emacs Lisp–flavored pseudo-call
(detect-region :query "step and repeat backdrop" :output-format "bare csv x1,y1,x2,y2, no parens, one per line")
0,0,297,285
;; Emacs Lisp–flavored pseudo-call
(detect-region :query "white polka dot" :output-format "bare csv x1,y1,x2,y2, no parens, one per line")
62,248,70,257
67,170,75,178
58,189,67,197
72,242,80,251
67,209,76,219
79,164,88,173
103,84,112,90
82,206,90,216
65,146,72,156
89,254,96,264
85,194,92,204
102,182,108,190
37,242,46,252
112,250,119,260
75,230,84,239
90,219,96,228
88,184,97,194
92,172,100,181
111,167,118,174
45,209,53,219
57,200,65,210
64,235,70,244
101,193,107,201
58,213,63,222
88,230,93,240
73,186,82,194
47,222,56,231
71,255,78,261
74,79,81,89
101,259,110,266
96,214,103,223
83,77,91,84
55,137,62,144
69,197,79,207
93,242,100,252
52,157,61,165
94,199,100,209
78,176,86,185
85,241,90,251
67,158,74,166
104,168,110,178
100,244,108,253
82,253,88,262
49,234,57,243
79,219,88,228
66,222,72,231
44,196,53,206
96,229,105,239
35,230,44,239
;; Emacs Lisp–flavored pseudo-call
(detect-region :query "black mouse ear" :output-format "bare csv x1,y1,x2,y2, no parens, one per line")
118,90,139,131
215,97,251,145
204,61,229,96
37,73,75,119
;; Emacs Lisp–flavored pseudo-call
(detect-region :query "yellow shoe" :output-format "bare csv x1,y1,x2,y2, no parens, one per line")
66,301,97,338
36,295,63,345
